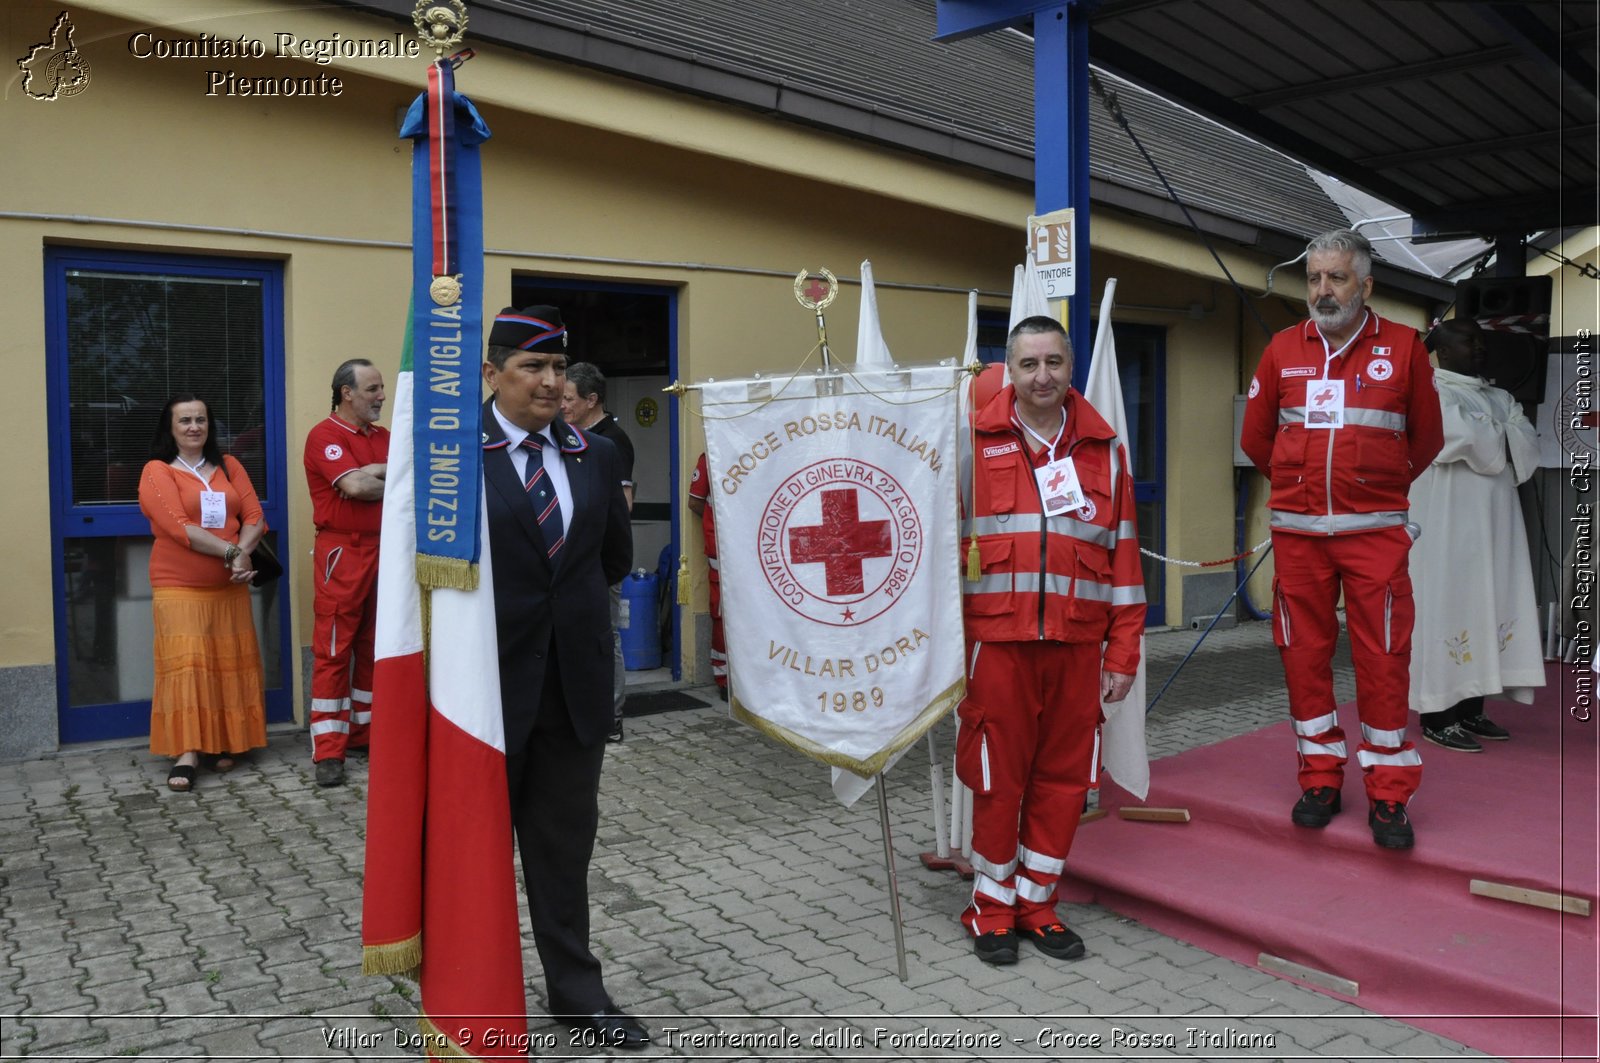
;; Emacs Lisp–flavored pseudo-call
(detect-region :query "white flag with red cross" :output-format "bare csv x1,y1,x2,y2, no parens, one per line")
701,367,964,775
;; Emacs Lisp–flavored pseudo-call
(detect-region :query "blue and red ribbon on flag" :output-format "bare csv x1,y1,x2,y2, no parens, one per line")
402,55,490,587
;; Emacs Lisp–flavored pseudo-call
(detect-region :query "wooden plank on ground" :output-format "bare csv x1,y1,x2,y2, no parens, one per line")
1470,878,1593,917
1117,806,1191,823
1079,807,1109,824
1258,952,1359,997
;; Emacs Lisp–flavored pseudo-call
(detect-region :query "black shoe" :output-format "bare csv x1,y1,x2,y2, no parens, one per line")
314,759,345,787
1291,786,1342,828
565,1008,650,1050
1423,723,1482,752
606,720,625,744
1369,800,1415,849
1459,713,1510,741
972,928,1018,965
1021,922,1085,960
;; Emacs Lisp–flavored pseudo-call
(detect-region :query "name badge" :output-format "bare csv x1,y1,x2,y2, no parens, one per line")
1035,456,1085,516
1305,379,1346,429
199,489,226,529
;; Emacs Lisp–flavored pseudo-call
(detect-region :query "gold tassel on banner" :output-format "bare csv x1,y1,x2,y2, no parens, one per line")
361,936,422,978
417,1012,475,1059
415,555,479,591
677,554,691,606
966,537,981,583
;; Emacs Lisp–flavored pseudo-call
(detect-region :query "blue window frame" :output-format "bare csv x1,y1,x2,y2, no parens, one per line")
45,247,292,743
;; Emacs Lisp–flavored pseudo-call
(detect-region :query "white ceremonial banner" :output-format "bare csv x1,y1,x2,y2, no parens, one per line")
1536,351,1599,469
703,367,965,777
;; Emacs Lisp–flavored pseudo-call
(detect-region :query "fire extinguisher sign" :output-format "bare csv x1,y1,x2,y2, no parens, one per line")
1028,208,1076,299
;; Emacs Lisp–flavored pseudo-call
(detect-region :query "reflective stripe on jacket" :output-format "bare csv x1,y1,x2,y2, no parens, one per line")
960,386,1145,674
1239,313,1443,533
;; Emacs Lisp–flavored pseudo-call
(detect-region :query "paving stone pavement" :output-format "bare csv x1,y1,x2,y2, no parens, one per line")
0,619,1495,1061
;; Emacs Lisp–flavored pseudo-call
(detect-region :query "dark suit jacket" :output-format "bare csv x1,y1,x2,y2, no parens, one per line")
481,398,632,751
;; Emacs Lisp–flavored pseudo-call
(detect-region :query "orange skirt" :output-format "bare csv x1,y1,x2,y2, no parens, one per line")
149,584,268,757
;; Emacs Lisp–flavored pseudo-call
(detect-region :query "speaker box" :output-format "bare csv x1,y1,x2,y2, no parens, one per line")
1454,275,1553,410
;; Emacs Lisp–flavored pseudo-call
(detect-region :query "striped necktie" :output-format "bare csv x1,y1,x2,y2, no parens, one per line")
519,434,564,559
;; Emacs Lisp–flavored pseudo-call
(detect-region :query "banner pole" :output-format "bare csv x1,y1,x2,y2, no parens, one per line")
927,733,950,858
874,776,910,982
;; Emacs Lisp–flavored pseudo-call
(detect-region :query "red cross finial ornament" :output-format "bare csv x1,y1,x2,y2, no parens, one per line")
792,267,838,311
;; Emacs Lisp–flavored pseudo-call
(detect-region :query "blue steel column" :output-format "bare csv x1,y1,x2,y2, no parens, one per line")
1032,3,1093,390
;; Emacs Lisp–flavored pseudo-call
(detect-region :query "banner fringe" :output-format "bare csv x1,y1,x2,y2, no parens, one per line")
419,1011,481,1061
361,937,421,978
729,676,964,777
416,555,479,590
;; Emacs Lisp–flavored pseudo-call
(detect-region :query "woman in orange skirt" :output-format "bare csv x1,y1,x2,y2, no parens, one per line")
138,394,269,791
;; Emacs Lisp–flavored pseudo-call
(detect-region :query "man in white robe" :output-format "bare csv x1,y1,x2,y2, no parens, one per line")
1408,319,1545,751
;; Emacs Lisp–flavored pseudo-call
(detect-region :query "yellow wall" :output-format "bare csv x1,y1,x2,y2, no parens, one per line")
2,0,1441,717
1534,228,1600,338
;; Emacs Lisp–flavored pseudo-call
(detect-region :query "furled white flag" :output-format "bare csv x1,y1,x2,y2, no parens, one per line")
855,259,893,369
1009,247,1052,328
1083,278,1150,800
704,366,964,792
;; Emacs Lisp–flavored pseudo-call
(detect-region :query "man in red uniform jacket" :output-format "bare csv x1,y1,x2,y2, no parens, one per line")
1240,229,1443,849
958,316,1145,965
686,452,727,698
304,359,388,787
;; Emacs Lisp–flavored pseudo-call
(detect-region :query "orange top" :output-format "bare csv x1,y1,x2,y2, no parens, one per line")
138,456,267,589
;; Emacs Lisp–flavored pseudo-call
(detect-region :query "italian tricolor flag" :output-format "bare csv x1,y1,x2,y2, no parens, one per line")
361,325,527,1058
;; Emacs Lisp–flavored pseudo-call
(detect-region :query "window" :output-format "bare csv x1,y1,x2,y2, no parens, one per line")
46,248,290,742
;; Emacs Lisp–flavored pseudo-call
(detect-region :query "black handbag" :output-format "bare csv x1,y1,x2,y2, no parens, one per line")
219,458,284,587
250,539,284,587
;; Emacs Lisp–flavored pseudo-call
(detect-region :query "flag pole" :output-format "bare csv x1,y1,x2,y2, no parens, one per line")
794,267,839,370
874,777,911,982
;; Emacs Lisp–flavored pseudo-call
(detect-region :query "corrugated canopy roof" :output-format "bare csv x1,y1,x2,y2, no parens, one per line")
1082,0,1597,236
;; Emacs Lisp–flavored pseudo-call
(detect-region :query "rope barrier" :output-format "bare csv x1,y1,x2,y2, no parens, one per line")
1139,536,1272,569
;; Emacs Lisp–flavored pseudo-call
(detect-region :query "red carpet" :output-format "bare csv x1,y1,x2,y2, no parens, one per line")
1062,663,1598,1061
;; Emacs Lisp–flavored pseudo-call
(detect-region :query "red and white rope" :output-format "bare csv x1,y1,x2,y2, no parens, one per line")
1139,536,1272,569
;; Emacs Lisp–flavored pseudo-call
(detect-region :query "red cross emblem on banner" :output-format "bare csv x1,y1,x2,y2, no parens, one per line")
787,488,893,596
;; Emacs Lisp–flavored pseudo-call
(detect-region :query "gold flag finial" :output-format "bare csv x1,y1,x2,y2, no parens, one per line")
792,267,838,312
793,267,838,369
414,0,468,58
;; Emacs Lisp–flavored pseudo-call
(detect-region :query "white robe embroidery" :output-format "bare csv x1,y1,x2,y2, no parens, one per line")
1408,368,1546,713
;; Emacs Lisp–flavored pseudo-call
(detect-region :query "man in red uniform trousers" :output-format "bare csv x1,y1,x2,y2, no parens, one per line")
686,452,727,699
304,359,388,787
959,316,1145,964
1240,229,1443,849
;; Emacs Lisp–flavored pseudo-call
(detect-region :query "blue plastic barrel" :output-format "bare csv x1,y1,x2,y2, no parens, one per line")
620,570,662,670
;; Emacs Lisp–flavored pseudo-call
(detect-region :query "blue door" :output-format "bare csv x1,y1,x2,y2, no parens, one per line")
45,248,292,743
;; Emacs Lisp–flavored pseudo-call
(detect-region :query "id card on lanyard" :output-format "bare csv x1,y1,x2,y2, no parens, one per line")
1305,379,1346,428
1018,406,1084,515
1306,314,1365,430
179,458,228,529
1035,458,1085,516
